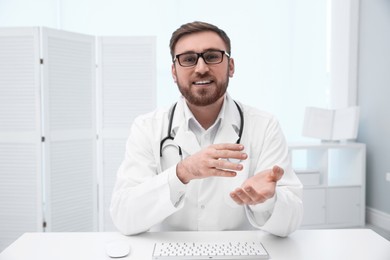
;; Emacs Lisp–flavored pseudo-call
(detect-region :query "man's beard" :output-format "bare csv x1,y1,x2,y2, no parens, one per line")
176,75,229,107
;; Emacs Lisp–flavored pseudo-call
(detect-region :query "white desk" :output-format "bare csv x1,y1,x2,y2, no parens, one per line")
0,229,389,260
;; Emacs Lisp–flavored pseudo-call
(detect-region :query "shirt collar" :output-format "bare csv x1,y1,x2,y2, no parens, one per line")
171,93,241,135
183,97,226,133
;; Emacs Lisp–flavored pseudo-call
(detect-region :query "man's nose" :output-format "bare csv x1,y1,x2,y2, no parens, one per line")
194,57,210,74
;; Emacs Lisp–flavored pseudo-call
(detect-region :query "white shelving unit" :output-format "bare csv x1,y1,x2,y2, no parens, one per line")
288,142,366,228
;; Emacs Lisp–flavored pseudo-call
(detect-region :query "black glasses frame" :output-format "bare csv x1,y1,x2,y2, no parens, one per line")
173,50,230,67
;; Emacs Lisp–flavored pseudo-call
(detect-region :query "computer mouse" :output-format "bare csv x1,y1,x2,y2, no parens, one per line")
105,240,131,258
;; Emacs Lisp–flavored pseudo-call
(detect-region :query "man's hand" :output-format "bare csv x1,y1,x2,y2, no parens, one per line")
176,143,247,184
229,165,284,205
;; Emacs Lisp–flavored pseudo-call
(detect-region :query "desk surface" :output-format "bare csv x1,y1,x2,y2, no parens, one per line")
0,229,389,260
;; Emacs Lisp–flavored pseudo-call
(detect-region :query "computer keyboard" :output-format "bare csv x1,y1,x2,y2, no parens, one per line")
152,241,269,259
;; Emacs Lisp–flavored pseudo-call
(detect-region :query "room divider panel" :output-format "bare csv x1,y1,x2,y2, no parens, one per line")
0,27,156,251
0,27,43,252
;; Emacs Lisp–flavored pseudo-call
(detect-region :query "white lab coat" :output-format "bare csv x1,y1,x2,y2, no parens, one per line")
110,94,303,237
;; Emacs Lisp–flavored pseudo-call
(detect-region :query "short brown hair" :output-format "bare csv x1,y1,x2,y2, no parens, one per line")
169,21,231,61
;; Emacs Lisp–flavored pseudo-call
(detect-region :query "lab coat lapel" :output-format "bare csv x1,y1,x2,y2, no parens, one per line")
214,95,241,144
171,99,201,156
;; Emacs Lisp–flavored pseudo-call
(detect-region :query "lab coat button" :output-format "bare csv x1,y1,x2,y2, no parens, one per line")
200,205,205,209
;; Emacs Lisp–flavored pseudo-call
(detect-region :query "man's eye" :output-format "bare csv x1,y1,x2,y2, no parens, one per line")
205,53,221,62
181,55,196,63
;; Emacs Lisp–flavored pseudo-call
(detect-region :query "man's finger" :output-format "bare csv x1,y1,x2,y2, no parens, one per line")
232,188,253,204
213,159,243,171
271,165,284,181
243,186,268,204
230,192,244,205
214,150,247,160
212,169,237,178
212,143,245,151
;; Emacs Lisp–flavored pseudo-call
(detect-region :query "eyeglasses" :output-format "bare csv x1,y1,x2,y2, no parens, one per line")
174,50,230,67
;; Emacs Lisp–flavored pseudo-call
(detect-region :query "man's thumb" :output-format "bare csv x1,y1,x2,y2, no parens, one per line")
271,165,284,181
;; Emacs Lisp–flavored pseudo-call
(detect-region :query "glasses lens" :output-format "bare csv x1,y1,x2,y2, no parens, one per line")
178,53,198,67
203,51,223,64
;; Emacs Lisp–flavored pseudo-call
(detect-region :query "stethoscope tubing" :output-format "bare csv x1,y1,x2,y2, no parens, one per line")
159,100,244,157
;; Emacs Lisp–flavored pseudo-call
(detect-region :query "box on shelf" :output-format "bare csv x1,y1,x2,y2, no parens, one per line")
302,106,360,141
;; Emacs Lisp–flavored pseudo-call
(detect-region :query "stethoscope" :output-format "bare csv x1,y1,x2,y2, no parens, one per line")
159,100,244,158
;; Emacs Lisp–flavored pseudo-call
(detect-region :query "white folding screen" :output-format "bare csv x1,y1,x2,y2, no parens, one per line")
96,36,156,231
41,28,97,232
0,27,157,249
0,27,43,250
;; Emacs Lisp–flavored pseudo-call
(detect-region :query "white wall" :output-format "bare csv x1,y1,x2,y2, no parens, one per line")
0,0,332,142
357,0,390,216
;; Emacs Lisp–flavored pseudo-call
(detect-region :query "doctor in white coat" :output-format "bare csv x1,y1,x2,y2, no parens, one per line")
110,21,303,237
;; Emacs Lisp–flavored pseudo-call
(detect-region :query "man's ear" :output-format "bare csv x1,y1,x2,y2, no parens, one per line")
171,63,177,83
228,58,235,78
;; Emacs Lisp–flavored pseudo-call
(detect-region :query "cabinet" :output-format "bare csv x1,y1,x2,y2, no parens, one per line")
288,142,366,228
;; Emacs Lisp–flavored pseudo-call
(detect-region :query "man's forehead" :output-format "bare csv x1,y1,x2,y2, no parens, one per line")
174,31,226,54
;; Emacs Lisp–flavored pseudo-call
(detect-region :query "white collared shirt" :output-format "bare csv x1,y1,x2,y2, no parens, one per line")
167,98,223,210
185,101,223,148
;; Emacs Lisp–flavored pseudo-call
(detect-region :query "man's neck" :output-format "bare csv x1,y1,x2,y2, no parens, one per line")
186,96,224,130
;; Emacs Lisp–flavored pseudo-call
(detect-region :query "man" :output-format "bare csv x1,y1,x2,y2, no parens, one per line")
110,21,303,237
